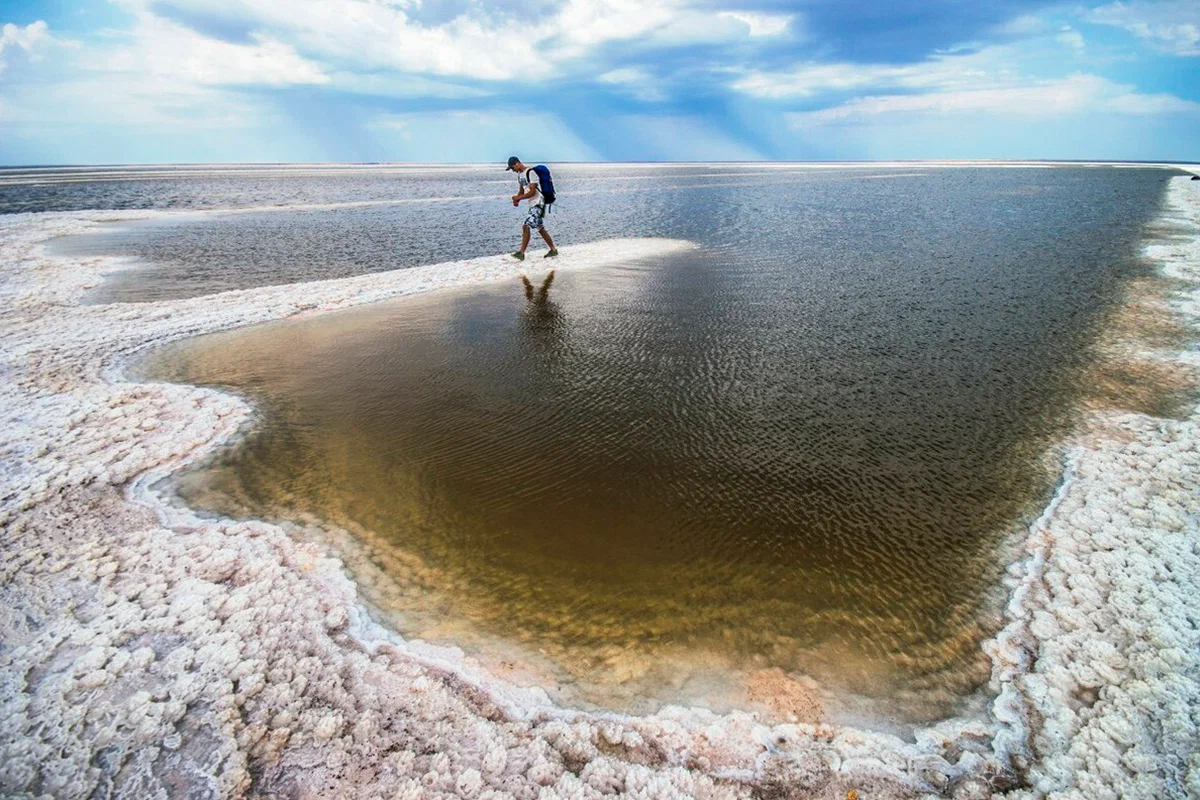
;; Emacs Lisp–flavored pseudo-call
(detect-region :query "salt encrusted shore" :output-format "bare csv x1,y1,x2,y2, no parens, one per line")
0,176,1197,799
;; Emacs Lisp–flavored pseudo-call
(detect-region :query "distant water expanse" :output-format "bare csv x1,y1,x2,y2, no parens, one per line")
14,164,1179,730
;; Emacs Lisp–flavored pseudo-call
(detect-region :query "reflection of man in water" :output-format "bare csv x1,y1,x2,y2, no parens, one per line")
521,270,555,304
519,270,562,339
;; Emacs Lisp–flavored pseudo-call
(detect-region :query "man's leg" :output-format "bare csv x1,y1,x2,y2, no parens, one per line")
519,225,531,255
539,227,556,251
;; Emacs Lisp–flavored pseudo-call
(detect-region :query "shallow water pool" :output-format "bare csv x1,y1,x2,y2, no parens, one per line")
125,166,1178,730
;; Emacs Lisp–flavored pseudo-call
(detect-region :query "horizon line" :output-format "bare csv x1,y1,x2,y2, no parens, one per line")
2,158,1199,170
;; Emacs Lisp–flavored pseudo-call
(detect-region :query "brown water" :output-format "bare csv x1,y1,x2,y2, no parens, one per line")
131,166,1179,731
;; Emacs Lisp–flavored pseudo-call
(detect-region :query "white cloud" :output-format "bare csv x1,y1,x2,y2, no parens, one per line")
106,0,591,82
550,0,684,56
0,13,322,132
127,0,792,82
599,67,652,84
743,9,1198,137
0,72,271,128
2,0,800,156
1088,1,1200,56
0,21,51,75
715,11,793,38
993,15,1047,37
100,17,330,87
598,67,666,101
786,73,1200,126
1057,27,1085,52
1103,88,1200,113
730,47,1009,99
0,20,49,53
730,22,1198,129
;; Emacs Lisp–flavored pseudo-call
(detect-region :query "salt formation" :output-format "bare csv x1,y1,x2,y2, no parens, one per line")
1,176,1198,799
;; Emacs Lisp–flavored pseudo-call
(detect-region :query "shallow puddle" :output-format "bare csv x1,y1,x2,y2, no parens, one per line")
134,167,1182,731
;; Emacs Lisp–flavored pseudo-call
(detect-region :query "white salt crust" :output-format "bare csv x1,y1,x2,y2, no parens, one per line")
0,175,1197,799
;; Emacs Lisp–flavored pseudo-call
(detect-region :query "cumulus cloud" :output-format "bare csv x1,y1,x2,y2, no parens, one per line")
0,21,52,75
0,20,49,53
124,0,793,83
1088,1,1200,56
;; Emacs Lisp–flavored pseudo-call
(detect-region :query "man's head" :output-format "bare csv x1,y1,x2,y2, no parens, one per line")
506,156,525,172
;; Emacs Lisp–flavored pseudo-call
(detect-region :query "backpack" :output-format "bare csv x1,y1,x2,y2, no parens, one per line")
528,165,556,206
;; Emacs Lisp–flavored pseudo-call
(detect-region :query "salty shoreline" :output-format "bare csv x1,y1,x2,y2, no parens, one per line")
1,175,1198,798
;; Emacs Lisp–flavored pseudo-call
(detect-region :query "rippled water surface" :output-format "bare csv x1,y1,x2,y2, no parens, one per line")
22,163,1174,729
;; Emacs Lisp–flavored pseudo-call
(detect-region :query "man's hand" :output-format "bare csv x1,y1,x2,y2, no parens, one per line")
511,195,520,207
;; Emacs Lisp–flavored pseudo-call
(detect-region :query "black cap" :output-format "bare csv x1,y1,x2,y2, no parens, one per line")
506,156,520,171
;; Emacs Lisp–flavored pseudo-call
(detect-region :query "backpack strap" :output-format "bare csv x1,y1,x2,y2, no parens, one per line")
525,168,541,203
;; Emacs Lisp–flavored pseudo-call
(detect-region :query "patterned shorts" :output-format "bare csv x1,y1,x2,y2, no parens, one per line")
523,204,546,230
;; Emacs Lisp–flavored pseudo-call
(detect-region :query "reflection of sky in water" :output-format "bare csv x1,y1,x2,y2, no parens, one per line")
127,166,1172,730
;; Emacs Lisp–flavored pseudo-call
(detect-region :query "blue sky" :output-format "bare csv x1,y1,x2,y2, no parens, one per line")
0,0,1197,163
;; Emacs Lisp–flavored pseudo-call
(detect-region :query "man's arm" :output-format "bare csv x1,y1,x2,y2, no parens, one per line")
511,171,540,205
511,185,538,205
511,170,540,205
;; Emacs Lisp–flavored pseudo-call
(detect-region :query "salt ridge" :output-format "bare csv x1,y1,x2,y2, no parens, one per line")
0,176,1197,798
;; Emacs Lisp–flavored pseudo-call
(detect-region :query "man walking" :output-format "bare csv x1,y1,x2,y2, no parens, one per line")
506,156,558,261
